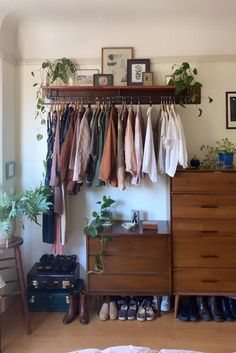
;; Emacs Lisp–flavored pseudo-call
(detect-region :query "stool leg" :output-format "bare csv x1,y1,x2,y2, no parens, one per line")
174,295,180,318
14,247,31,335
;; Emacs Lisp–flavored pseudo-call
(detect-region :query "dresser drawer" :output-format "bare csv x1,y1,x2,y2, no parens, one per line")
174,268,236,293
174,241,236,267
88,236,168,256
172,194,236,219
172,171,236,193
173,219,236,236
88,274,170,294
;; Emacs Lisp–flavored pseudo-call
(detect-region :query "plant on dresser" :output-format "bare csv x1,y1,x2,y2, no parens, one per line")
201,138,236,168
84,195,116,274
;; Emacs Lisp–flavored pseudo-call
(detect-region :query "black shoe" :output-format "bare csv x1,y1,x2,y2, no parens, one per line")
220,297,234,321
208,296,224,322
229,298,236,319
189,296,199,322
44,254,55,271
177,296,190,321
37,254,48,271
196,296,212,321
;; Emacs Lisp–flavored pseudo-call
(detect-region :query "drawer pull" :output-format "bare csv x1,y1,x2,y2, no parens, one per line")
201,230,218,233
200,205,218,208
201,279,219,283
201,255,219,258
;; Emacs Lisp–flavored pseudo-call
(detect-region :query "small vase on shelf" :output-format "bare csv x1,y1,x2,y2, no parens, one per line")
190,155,200,168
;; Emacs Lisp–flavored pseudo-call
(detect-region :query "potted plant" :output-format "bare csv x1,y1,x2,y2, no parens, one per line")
31,57,77,141
201,138,236,168
84,195,115,274
168,62,213,117
0,184,52,245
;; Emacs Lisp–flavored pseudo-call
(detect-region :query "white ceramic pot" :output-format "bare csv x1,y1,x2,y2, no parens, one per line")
0,218,16,246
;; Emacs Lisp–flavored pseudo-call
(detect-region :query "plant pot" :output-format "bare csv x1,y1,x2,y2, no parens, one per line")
218,152,234,167
0,218,16,246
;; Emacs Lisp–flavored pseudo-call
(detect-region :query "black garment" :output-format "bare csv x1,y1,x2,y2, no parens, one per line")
86,109,100,186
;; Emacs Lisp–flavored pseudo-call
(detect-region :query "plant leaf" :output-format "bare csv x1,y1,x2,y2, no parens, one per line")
31,71,35,77
37,133,43,141
198,108,203,117
208,96,213,103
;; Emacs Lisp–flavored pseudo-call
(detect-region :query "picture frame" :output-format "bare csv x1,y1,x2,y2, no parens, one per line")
93,74,113,87
226,92,236,129
102,47,133,86
6,161,15,179
75,69,99,86
142,72,153,86
127,59,150,86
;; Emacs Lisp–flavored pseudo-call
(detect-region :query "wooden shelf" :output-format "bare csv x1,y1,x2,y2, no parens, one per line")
43,85,201,105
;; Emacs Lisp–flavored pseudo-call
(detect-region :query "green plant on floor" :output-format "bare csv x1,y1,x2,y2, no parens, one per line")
84,195,116,274
168,62,213,117
200,138,236,168
31,57,77,141
0,184,52,242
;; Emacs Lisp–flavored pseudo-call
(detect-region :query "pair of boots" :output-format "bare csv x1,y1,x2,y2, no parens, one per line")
63,291,89,325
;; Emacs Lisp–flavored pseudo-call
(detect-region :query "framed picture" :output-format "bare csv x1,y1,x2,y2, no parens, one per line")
142,72,153,86
6,161,15,179
226,92,236,129
93,74,113,87
102,47,133,86
75,69,99,86
127,59,150,86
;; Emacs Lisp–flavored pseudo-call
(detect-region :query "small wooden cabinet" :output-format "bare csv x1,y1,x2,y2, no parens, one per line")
86,221,171,296
171,169,236,298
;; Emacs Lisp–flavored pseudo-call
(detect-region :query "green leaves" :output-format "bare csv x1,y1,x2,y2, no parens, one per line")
37,133,43,141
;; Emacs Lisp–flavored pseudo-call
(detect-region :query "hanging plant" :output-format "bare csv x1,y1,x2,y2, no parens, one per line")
168,62,213,117
31,58,77,141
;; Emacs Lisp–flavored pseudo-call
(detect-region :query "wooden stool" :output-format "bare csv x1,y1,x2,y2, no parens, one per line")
0,236,31,340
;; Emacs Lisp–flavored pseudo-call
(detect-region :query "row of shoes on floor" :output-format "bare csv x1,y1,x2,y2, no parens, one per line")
177,296,236,322
37,254,77,272
99,296,171,322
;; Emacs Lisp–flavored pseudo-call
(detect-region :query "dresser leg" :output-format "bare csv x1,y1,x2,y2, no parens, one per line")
174,295,180,318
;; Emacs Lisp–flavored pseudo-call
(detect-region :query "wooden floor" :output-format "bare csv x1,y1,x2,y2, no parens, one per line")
1,302,236,353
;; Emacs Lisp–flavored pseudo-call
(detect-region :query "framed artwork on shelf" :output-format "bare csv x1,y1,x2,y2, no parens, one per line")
75,69,99,86
142,72,153,86
226,91,236,129
102,47,133,86
127,59,150,86
93,74,113,87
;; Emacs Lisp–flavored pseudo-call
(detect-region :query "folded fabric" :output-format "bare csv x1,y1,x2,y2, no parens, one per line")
159,350,206,353
69,345,159,353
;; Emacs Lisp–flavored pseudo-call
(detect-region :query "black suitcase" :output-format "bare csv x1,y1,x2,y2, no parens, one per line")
27,279,84,312
27,262,80,290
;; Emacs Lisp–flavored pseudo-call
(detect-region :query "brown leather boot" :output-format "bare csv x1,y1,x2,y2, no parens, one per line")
63,292,79,324
79,291,89,324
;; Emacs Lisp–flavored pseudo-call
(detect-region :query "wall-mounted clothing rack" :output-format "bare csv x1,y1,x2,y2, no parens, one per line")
43,85,201,105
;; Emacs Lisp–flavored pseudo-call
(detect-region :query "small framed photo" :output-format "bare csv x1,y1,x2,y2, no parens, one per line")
6,161,15,179
127,59,150,86
102,47,133,86
142,72,153,86
226,92,236,129
93,74,113,87
75,69,99,86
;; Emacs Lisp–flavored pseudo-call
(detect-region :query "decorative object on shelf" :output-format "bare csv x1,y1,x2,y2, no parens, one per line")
167,62,213,117
190,155,200,168
102,47,133,86
165,75,172,84
0,184,52,245
93,74,113,87
31,57,77,141
142,72,153,86
127,59,150,86
5,161,15,179
121,222,135,230
226,91,236,129
75,69,99,86
131,210,139,224
201,138,236,168
84,195,116,274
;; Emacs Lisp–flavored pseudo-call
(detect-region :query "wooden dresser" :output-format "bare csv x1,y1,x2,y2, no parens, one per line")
86,220,171,296
171,169,236,312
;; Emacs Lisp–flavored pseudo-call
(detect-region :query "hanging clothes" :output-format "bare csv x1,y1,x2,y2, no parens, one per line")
157,108,168,174
131,106,144,185
142,106,158,183
125,106,137,176
86,107,100,186
165,104,179,177
99,105,118,187
171,104,188,169
117,105,126,190
93,108,107,187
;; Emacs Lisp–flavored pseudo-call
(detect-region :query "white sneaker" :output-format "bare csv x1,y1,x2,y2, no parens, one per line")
161,296,171,312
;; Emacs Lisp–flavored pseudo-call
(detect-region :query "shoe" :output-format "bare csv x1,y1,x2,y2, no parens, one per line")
37,254,48,271
62,255,77,272
208,296,224,322
196,296,212,321
137,300,146,322
189,296,199,322
118,298,128,320
177,296,190,321
63,292,79,324
54,255,65,272
220,297,234,321
229,298,236,318
145,300,155,321
99,302,109,321
79,291,89,324
109,300,118,320
127,297,138,320
44,254,55,271
161,296,171,312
